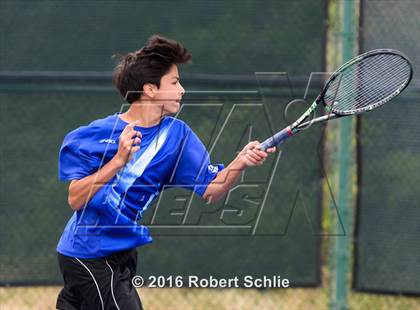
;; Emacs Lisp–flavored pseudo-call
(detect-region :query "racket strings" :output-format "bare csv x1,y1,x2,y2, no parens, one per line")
339,67,407,111
351,58,408,102
343,55,407,101
333,56,406,110
332,56,410,112
324,53,411,114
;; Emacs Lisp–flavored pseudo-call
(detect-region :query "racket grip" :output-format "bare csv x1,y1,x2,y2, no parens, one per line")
260,126,293,151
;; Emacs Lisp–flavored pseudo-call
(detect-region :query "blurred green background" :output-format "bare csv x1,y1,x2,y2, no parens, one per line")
0,0,326,286
0,0,419,309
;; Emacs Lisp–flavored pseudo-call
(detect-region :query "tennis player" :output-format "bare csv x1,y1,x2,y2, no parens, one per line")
56,35,276,310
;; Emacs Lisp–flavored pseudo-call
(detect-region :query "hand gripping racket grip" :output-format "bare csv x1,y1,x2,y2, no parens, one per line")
260,126,293,151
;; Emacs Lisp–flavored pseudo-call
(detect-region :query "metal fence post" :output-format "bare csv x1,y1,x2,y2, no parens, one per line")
331,0,356,310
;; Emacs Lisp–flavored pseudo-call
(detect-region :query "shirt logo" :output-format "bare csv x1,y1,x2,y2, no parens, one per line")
99,139,116,144
207,164,219,174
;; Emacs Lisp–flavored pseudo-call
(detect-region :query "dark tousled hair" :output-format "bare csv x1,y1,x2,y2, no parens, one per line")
112,35,191,103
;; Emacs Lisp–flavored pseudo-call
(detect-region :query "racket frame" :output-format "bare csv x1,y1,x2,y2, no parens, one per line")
260,49,413,151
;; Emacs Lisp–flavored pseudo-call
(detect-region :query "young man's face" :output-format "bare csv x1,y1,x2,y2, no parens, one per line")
153,64,185,115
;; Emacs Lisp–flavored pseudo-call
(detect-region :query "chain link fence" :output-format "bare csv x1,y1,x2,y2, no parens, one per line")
0,0,328,309
1,0,419,309
352,0,420,305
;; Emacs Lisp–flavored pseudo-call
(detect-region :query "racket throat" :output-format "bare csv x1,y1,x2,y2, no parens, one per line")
292,100,319,128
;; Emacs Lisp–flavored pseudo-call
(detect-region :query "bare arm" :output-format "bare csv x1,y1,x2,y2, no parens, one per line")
67,120,142,211
203,141,276,203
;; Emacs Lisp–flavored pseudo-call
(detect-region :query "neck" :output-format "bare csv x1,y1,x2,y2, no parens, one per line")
119,100,165,127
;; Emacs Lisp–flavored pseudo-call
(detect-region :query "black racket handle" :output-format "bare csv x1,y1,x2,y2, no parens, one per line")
260,126,293,151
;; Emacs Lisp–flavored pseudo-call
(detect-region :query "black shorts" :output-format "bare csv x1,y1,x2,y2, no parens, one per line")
56,249,143,310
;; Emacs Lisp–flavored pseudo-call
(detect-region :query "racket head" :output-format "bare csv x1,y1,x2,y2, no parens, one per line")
320,49,413,116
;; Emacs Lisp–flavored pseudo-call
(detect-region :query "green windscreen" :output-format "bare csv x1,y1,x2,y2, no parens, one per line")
0,0,326,286
354,0,420,295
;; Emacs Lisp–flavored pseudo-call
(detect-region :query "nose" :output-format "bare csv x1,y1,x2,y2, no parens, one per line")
179,84,185,96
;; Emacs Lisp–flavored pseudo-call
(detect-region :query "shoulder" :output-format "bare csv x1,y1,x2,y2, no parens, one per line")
63,114,121,143
164,116,192,135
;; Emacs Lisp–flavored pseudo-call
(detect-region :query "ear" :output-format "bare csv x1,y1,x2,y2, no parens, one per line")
142,83,158,98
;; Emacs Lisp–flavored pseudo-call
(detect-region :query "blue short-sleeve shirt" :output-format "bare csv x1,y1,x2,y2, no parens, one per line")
57,113,224,258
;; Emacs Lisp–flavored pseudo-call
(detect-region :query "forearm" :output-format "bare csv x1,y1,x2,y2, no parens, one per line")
203,156,245,203
68,157,124,211
203,141,276,203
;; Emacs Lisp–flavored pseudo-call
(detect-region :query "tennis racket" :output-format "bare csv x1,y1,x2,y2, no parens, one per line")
260,49,413,151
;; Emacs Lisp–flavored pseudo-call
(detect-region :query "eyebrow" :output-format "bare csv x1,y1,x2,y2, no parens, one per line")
172,76,180,80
